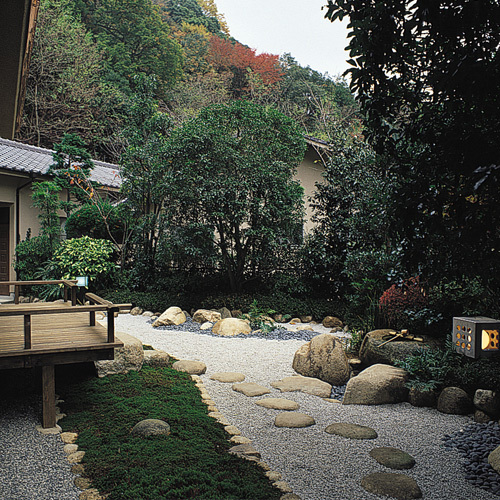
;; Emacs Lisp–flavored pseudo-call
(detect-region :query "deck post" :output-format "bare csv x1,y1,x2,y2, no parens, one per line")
24,314,31,349
90,310,95,326
71,286,77,306
107,307,116,343
42,365,56,428
14,285,19,304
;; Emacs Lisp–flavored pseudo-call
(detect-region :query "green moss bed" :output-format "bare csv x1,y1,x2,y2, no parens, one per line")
58,364,282,500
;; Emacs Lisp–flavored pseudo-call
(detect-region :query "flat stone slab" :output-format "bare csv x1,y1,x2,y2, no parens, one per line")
172,360,207,375
232,382,271,397
229,443,261,458
271,375,332,398
361,472,422,499
210,372,246,383
370,447,416,470
275,412,315,428
256,398,300,411
325,422,378,439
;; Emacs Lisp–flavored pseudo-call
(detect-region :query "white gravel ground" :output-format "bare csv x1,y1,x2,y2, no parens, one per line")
114,314,500,500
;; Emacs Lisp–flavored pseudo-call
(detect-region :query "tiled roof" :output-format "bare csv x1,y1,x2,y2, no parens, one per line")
0,137,121,189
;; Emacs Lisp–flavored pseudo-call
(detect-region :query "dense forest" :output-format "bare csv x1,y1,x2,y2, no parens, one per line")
17,0,359,162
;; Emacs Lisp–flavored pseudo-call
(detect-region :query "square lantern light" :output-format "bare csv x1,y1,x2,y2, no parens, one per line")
452,317,500,359
76,276,89,287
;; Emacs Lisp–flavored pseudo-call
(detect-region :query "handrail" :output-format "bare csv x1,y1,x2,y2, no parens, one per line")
0,279,78,305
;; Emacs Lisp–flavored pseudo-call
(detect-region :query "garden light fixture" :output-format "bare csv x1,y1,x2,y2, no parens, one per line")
76,276,89,287
453,317,500,359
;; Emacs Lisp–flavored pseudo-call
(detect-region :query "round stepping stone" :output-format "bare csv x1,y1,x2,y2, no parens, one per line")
370,447,416,470
361,473,422,499
271,375,332,398
172,360,206,375
210,372,246,383
256,398,300,410
274,412,315,428
325,422,377,439
232,382,271,397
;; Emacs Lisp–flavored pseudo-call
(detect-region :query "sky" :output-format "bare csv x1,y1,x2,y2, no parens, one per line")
214,0,350,77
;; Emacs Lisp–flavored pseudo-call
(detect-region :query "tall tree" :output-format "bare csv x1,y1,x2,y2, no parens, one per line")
168,100,306,292
324,0,500,289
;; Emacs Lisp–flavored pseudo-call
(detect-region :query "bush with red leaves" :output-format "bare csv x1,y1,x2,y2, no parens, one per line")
379,276,427,330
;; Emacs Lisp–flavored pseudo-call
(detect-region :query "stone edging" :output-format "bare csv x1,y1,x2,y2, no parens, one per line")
190,374,301,500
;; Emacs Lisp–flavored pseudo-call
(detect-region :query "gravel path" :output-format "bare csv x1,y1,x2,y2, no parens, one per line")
0,396,80,500
115,314,500,500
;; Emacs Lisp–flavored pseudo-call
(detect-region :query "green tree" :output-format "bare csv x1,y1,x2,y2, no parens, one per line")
72,0,183,92
120,75,175,281
324,0,500,294
31,181,66,246
168,100,306,292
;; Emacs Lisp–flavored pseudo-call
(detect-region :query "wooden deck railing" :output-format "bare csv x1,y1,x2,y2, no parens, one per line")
1,279,79,305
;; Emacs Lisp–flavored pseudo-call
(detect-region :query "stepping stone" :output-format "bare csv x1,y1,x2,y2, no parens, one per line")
172,360,207,375
67,451,85,464
230,435,252,444
229,443,261,458
274,412,315,428
256,398,300,410
210,372,246,383
370,447,416,470
325,422,377,439
361,473,422,499
232,382,271,397
224,425,241,435
271,375,332,398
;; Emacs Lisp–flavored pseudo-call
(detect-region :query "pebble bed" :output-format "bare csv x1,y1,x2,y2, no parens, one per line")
442,421,500,496
0,397,80,500
113,314,500,500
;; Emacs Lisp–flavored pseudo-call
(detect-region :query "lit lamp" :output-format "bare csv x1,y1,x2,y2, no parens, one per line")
76,276,89,287
452,317,500,359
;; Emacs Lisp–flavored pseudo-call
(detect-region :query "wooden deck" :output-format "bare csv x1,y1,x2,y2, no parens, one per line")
0,281,130,428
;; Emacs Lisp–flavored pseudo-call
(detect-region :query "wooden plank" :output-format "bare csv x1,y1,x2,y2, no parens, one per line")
0,304,108,316
42,365,56,428
1,280,78,285
24,314,31,349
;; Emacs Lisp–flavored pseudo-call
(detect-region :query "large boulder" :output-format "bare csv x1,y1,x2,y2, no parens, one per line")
343,364,408,405
95,332,144,377
292,334,351,386
437,387,472,415
131,419,171,438
322,316,343,329
193,309,222,323
212,318,252,336
152,307,186,327
359,329,438,366
473,389,500,418
271,375,332,398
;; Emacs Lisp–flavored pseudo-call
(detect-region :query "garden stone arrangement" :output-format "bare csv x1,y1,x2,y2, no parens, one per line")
107,311,500,500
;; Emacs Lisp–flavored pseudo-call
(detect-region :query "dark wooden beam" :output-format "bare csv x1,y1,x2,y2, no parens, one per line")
41,364,55,428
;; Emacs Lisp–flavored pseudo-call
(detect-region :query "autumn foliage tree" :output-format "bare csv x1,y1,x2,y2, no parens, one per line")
208,36,283,96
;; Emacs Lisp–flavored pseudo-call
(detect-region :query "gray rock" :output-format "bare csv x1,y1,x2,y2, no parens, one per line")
271,375,332,398
256,398,300,411
474,389,500,417
408,387,437,408
152,307,186,327
210,372,246,383
229,443,261,458
130,306,143,316
131,419,171,437
343,364,408,405
474,409,494,423
369,447,416,469
292,334,351,386
488,445,500,474
325,422,377,440
361,472,422,499
218,307,232,319
232,382,271,397
95,332,144,378
142,310,154,317
274,412,315,428
437,387,472,415
172,360,207,375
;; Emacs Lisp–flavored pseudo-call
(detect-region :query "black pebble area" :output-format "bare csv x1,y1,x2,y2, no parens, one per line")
442,421,500,496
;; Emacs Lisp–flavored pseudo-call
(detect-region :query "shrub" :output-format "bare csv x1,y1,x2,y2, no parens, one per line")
379,276,427,331
53,236,117,290
14,234,57,281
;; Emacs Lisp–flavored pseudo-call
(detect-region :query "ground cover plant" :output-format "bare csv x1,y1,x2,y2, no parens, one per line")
59,364,282,500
